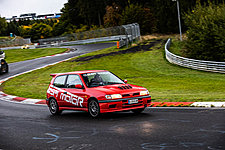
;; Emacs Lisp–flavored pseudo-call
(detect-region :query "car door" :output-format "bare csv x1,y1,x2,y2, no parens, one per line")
64,74,86,108
52,75,68,107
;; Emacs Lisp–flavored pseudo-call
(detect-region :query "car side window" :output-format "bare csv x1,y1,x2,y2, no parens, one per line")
53,75,67,88
66,75,83,88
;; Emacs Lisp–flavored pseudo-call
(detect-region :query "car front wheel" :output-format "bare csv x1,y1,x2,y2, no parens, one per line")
88,100,100,118
49,99,62,115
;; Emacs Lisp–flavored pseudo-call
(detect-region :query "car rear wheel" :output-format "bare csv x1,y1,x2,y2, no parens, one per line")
49,99,62,115
131,108,145,114
88,100,100,118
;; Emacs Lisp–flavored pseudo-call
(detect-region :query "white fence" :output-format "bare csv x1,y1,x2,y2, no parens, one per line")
165,39,225,73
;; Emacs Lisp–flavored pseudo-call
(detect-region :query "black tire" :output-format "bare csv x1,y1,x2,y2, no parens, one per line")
5,64,8,73
0,60,8,74
49,99,62,115
4,63,8,73
131,108,145,114
88,99,100,118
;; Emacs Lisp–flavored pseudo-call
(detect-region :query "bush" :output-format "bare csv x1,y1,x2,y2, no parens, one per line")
20,23,53,41
184,2,225,62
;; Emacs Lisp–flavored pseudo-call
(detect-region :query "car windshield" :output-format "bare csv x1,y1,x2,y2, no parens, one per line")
81,71,124,87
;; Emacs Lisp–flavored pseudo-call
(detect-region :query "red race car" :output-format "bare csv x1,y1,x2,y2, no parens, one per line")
46,70,151,117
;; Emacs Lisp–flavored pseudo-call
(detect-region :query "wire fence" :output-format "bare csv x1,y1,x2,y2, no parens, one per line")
165,38,225,74
0,37,31,48
38,23,141,47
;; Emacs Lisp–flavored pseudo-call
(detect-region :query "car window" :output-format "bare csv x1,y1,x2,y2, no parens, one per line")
66,75,83,88
53,75,67,88
81,71,124,87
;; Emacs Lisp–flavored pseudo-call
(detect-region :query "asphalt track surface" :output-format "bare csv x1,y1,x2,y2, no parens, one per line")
0,43,115,80
0,43,225,150
0,100,224,150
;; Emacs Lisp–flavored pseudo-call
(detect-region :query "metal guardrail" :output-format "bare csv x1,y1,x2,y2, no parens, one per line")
165,39,225,73
60,35,127,46
38,23,140,48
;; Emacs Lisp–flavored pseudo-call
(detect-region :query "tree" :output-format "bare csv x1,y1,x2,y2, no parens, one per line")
76,0,106,26
7,21,20,36
103,3,122,27
31,23,53,40
120,4,156,34
60,0,82,26
52,21,69,36
0,17,8,35
20,23,53,41
184,1,225,61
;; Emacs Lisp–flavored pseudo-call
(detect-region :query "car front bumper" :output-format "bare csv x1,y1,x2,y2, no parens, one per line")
98,95,151,113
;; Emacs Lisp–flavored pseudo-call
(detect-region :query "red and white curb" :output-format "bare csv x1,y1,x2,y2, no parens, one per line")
151,102,225,107
0,91,46,105
190,102,225,107
0,90,224,107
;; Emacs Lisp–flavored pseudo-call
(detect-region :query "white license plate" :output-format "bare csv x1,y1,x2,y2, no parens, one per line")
128,99,138,104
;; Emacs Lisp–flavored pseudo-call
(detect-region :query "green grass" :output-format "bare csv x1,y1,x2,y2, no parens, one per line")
2,39,225,102
169,38,186,56
0,36,10,39
4,48,67,63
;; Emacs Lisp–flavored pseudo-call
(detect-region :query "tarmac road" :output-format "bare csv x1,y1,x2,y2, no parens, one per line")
0,100,224,150
0,43,115,80
0,42,225,150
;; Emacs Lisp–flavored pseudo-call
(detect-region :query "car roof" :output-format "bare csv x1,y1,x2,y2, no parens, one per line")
50,70,108,77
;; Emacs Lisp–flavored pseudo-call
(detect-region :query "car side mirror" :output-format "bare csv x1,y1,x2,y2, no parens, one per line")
124,79,127,83
75,84,83,89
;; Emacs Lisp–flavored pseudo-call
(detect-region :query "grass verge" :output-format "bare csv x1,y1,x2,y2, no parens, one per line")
0,36,10,39
169,38,186,56
4,48,67,63
2,38,225,102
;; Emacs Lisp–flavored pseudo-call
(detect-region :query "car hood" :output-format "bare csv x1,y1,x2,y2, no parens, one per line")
90,84,147,95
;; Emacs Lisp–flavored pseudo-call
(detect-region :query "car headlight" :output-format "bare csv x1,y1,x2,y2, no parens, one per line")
105,94,122,99
140,90,149,96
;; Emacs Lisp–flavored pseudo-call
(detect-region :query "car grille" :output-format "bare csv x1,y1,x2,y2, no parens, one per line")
122,92,139,98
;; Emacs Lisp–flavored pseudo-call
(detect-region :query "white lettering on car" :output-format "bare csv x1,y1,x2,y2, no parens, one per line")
47,87,59,97
48,85,84,107
78,97,84,107
60,93,84,107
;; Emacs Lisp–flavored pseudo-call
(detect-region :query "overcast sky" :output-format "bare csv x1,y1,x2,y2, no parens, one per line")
0,0,68,18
